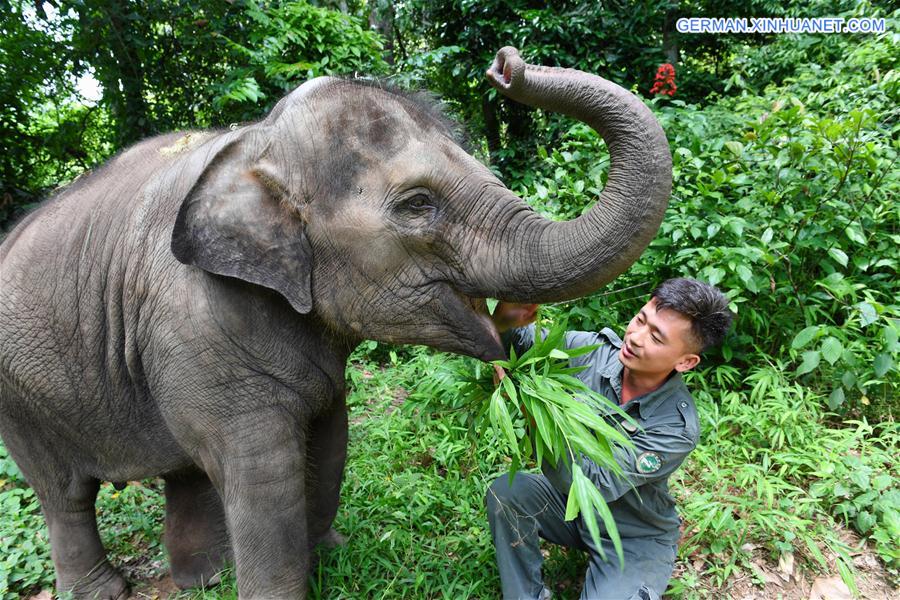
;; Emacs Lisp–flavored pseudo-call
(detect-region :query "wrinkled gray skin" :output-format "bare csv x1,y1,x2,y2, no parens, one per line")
0,48,670,599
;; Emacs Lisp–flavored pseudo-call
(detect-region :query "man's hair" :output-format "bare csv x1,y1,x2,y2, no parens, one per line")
650,278,734,353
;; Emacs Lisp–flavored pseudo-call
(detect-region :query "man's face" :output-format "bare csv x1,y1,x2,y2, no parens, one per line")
619,298,700,376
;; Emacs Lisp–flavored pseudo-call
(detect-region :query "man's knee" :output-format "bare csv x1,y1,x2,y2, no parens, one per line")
485,474,514,512
486,472,543,515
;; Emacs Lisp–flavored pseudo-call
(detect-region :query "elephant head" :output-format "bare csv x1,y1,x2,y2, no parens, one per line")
171,48,671,361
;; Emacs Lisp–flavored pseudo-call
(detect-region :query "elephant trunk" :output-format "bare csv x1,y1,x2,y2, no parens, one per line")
470,47,672,302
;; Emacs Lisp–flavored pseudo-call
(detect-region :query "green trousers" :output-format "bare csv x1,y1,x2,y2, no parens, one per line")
486,473,677,600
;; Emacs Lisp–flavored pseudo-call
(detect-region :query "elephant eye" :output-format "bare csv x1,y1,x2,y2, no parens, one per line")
403,194,435,211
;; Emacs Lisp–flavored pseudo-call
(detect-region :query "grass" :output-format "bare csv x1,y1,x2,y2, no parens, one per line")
307,353,504,599
667,363,899,598
0,446,52,598
2,347,896,599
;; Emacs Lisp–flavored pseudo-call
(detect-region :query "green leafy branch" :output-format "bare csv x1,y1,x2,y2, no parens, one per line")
478,317,636,563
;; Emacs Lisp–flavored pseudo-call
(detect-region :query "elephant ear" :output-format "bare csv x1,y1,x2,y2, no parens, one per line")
171,139,313,313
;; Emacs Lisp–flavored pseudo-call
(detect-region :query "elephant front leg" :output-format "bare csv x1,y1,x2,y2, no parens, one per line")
306,398,349,550
213,421,311,599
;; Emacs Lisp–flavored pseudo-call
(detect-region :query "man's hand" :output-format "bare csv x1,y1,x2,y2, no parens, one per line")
491,302,540,333
492,364,507,386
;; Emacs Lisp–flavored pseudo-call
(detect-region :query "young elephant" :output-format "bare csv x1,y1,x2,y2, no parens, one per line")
0,47,671,598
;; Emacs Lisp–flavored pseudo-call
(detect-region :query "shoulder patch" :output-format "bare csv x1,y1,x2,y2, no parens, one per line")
636,451,662,474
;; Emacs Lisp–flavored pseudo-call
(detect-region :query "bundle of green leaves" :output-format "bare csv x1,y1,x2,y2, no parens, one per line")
455,313,636,562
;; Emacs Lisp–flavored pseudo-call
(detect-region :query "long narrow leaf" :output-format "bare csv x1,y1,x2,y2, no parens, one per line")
490,388,518,454
564,478,580,521
572,464,606,561
500,375,519,406
563,344,601,358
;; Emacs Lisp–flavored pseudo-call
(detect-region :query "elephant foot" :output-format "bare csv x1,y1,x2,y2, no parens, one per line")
58,559,129,600
166,535,231,590
317,527,347,549
308,527,346,575
170,552,226,590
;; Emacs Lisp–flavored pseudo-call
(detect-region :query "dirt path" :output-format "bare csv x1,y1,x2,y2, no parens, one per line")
668,530,896,600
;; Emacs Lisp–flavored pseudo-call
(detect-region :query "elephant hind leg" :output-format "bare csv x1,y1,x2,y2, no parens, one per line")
163,468,231,589
0,417,128,599
41,477,129,599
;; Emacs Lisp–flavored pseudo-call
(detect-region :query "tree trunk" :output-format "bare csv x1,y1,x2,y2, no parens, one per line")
663,3,680,65
103,2,152,146
368,2,395,65
482,94,501,158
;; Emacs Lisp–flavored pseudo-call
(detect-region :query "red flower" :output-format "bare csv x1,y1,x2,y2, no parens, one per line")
650,63,677,97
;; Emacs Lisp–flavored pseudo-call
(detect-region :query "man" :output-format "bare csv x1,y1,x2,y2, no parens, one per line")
485,278,733,600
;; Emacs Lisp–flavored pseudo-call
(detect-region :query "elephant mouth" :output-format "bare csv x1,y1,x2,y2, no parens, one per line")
446,287,505,361
465,295,489,316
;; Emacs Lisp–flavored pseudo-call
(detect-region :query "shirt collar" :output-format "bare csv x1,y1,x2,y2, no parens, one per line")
608,359,685,420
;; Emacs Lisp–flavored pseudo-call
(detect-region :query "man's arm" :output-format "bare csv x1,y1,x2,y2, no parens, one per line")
542,427,696,502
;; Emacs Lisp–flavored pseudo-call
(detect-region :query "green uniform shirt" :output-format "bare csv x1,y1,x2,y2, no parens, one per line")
503,324,699,543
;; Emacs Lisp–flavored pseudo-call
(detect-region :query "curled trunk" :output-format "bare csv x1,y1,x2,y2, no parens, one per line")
471,47,672,302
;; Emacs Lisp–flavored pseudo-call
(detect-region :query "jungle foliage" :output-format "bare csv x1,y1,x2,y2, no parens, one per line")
0,0,897,598
1,0,881,221
0,0,386,222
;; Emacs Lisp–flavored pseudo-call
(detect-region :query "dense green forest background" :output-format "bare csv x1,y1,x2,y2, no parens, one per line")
0,0,897,598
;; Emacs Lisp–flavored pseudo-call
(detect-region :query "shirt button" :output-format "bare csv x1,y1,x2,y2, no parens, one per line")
680,402,687,408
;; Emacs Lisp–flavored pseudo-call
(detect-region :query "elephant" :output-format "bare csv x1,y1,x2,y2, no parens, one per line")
0,47,671,599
